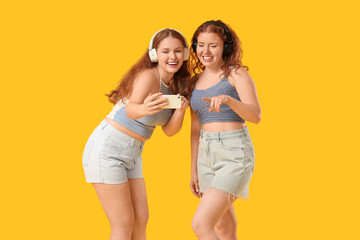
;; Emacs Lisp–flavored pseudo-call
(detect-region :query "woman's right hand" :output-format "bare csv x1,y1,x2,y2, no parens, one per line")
142,92,168,115
190,174,201,198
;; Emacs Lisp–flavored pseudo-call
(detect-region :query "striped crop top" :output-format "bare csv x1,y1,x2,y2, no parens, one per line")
107,78,173,139
190,76,245,126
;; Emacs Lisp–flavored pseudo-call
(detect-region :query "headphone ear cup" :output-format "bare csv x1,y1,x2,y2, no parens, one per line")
223,43,233,57
184,48,189,61
149,48,158,62
192,40,197,54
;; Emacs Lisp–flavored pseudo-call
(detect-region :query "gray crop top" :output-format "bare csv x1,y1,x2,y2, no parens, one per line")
190,76,245,126
107,78,173,139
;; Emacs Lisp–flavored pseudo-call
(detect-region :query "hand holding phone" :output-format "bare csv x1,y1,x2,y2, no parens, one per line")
160,95,182,109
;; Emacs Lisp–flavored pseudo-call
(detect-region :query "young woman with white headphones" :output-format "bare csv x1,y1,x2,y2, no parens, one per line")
82,28,190,240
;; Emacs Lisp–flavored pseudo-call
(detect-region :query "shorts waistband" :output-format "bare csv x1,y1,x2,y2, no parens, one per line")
200,127,249,140
98,119,145,147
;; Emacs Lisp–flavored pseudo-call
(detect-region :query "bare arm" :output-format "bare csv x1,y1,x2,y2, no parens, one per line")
125,71,168,119
227,68,261,123
202,67,261,124
190,107,201,198
161,96,189,136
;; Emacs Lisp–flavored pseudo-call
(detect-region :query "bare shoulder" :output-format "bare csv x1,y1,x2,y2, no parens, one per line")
129,68,159,102
228,66,252,85
134,68,158,85
133,68,159,91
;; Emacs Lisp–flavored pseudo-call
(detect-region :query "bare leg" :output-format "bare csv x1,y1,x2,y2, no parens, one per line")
93,183,134,240
215,205,237,240
128,178,149,240
191,188,237,240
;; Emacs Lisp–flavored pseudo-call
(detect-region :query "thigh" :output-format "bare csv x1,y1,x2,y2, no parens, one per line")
194,187,236,227
128,178,149,219
93,182,134,225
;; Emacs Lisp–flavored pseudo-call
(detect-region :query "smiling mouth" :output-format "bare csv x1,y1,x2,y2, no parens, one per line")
167,62,179,67
202,56,214,61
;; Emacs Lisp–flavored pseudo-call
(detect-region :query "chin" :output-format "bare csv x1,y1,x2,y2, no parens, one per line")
167,66,181,72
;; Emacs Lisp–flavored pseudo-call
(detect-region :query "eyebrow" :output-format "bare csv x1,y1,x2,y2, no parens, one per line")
160,46,183,50
197,42,219,45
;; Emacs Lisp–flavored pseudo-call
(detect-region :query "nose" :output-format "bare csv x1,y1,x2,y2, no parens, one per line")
203,46,210,54
169,51,176,59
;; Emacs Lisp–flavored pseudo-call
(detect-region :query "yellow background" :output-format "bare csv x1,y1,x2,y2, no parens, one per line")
1,0,359,239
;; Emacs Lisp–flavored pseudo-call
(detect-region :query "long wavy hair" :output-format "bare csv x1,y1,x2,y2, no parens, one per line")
106,29,191,104
188,20,248,93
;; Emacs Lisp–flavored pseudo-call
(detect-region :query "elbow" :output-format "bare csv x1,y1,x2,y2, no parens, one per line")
162,128,180,137
254,113,261,124
253,108,261,124
127,115,137,120
248,113,261,124
164,131,176,137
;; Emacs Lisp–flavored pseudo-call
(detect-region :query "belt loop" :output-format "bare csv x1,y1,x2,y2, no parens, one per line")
217,133,220,142
101,121,108,130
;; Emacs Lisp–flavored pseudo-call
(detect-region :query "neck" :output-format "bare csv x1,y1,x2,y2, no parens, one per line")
203,64,224,76
157,67,174,85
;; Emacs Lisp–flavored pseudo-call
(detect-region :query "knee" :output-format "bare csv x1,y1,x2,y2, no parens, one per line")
216,218,237,237
111,212,135,233
133,211,149,229
191,217,212,237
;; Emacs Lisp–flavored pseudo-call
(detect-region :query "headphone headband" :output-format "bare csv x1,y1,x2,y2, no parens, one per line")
149,28,189,50
202,21,232,44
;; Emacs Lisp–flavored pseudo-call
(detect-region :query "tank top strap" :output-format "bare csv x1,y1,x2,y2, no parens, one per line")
158,69,170,92
222,66,235,82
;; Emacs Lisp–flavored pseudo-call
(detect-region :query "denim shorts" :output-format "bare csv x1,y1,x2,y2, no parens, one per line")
197,127,255,199
82,119,145,184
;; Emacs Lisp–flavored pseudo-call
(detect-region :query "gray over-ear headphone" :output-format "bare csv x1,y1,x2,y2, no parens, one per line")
148,28,190,63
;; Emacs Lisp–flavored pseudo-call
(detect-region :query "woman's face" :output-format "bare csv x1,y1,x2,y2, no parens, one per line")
196,32,224,69
156,36,185,74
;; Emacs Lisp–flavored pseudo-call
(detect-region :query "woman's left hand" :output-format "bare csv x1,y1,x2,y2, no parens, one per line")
179,95,189,111
202,95,230,112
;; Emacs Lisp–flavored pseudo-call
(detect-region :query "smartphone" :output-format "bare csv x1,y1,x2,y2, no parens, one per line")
160,95,181,109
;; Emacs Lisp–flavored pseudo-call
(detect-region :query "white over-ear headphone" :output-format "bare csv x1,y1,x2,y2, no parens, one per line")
148,28,190,63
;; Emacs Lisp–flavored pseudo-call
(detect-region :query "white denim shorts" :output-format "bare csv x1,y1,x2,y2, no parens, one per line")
197,127,255,199
82,119,145,184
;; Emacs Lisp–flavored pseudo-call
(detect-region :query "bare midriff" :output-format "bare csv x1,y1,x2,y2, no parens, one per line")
201,121,246,132
105,117,148,142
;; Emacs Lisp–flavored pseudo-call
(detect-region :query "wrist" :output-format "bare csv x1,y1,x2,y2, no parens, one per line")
225,96,234,106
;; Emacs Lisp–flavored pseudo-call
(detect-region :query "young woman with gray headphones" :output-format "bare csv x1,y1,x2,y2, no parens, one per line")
82,28,190,240
188,20,261,239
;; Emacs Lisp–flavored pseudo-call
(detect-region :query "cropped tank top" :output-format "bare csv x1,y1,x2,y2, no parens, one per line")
190,76,245,126
107,77,173,139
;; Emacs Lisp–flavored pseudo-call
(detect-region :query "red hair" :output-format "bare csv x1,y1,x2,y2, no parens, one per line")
106,29,191,104
188,20,248,92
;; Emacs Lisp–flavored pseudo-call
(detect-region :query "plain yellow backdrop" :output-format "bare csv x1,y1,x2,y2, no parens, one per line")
1,0,359,239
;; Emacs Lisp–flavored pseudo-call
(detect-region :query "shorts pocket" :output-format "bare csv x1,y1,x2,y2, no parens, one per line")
220,138,244,150
82,139,95,166
101,136,140,169
104,135,130,151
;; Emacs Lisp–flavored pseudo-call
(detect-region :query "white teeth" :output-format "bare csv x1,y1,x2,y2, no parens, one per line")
168,62,177,65
203,56,213,60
